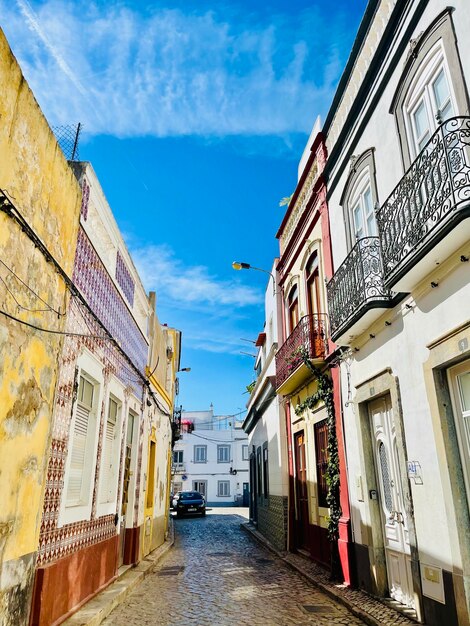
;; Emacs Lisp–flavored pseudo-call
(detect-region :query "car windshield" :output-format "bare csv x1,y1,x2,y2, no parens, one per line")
179,492,201,500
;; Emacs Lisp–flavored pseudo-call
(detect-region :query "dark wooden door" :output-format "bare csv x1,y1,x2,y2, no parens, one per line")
294,431,309,550
249,453,258,523
243,482,249,506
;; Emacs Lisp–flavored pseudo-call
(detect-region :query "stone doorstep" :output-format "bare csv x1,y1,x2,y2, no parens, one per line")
61,522,175,626
240,522,422,626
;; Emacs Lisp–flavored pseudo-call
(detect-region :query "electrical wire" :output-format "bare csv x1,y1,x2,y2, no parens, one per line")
0,188,167,412
0,257,64,316
0,276,56,314
0,307,110,339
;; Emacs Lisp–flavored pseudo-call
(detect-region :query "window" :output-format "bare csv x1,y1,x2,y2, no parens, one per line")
172,481,183,494
405,43,455,157
66,373,98,507
350,172,377,241
173,450,184,469
194,445,207,463
340,150,379,251
60,352,103,527
305,253,321,316
262,444,269,498
242,445,249,461
314,419,329,508
193,480,207,498
217,445,230,463
287,285,299,333
218,481,230,497
391,10,468,168
99,395,121,506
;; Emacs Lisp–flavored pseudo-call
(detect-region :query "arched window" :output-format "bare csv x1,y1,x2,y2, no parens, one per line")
390,9,469,168
287,284,299,333
340,149,379,251
305,253,321,316
404,41,455,157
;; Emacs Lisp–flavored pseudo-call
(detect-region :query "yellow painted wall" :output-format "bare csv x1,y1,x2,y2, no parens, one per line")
0,27,81,624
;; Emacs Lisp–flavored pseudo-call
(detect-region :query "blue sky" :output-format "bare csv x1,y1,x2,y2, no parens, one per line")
1,0,367,416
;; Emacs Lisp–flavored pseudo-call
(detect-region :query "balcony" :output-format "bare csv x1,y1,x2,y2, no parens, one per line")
377,116,470,291
327,237,395,344
275,314,328,394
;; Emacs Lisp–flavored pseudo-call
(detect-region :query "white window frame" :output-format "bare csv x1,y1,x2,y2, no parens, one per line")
193,480,207,498
97,378,124,517
194,445,207,463
173,449,184,470
217,480,230,497
59,350,103,527
349,167,377,242
217,444,231,463
404,41,457,159
242,445,249,461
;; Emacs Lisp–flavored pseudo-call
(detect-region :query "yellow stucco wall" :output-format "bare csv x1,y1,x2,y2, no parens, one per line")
0,27,81,624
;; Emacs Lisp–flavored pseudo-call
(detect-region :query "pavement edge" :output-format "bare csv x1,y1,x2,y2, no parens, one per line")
240,521,384,626
62,520,175,626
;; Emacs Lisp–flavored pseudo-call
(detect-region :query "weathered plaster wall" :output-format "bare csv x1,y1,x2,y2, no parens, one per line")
0,27,81,625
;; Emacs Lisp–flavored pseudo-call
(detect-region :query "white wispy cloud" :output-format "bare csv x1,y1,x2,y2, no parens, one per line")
0,0,346,138
131,243,260,308
130,242,262,354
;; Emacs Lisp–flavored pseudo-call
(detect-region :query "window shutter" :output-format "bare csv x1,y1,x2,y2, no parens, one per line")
67,403,90,505
101,400,117,504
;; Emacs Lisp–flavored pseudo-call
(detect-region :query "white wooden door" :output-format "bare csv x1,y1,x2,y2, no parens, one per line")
369,396,415,608
449,360,470,504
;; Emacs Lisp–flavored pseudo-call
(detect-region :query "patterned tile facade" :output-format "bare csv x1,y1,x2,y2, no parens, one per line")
115,250,135,307
37,226,148,567
73,229,147,373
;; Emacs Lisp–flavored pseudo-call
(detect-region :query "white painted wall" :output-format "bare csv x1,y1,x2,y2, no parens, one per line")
325,0,470,577
172,425,249,506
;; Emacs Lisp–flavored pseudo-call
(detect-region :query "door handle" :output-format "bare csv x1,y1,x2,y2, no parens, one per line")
388,510,397,523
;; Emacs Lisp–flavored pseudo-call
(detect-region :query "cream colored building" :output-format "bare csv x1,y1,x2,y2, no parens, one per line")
324,1,470,624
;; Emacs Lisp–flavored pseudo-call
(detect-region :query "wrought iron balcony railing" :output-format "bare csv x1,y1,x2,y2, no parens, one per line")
377,116,470,286
326,237,393,341
275,314,328,389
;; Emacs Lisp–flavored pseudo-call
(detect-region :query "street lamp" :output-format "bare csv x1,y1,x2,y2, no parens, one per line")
178,367,191,372
232,261,276,294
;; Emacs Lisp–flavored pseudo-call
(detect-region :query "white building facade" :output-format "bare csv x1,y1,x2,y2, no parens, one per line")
324,1,470,625
243,263,289,552
172,409,249,506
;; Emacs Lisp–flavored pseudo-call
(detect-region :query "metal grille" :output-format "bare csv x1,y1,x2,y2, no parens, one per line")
377,116,470,283
52,123,82,161
326,237,393,340
275,314,328,389
378,442,393,512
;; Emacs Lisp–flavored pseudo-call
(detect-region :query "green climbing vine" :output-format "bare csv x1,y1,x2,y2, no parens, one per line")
294,348,341,544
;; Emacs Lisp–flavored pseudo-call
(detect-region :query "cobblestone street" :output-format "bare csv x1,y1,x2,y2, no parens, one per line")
103,509,366,626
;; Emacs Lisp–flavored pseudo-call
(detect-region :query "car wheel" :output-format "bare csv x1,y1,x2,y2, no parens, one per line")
201,510,206,516
176,511,183,518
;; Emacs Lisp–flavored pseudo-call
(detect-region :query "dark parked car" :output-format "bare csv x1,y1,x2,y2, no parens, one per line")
172,491,206,517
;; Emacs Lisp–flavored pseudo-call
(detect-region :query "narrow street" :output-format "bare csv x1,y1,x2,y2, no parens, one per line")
103,510,366,626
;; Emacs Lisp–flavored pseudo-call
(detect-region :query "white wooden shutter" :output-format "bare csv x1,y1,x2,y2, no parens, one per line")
100,399,117,503
66,403,90,505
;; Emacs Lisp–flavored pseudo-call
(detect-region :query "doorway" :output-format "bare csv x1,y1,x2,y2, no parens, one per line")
369,395,415,608
193,480,207,499
294,431,310,551
249,452,258,523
